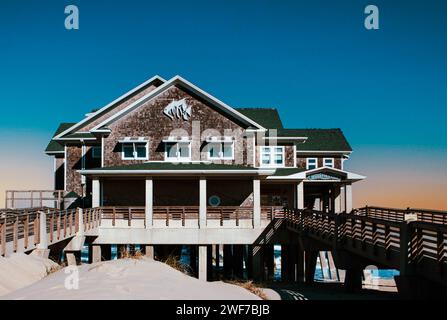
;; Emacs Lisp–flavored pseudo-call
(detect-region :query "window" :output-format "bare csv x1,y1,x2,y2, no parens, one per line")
260,146,284,167
121,142,148,160
208,142,234,160
165,142,191,161
323,158,334,168
306,158,318,170
92,146,101,159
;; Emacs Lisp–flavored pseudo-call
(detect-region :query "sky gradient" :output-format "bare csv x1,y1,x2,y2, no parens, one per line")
1,0,446,209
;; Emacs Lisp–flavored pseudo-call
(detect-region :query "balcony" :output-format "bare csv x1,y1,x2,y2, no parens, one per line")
97,205,284,229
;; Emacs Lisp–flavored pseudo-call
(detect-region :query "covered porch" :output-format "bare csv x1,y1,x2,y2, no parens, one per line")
81,163,280,229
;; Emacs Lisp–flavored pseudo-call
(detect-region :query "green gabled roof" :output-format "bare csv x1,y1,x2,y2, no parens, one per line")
45,123,76,153
236,108,351,152
272,168,306,176
278,128,352,151
87,163,258,171
235,108,283,129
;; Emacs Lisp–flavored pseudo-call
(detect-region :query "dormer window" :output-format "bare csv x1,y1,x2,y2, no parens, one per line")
324,158,334,168
306,158,318,170
121,141,148,160
261,146,284,167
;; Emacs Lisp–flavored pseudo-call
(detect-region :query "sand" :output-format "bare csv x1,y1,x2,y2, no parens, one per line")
2,257,261,300
0,252,59,296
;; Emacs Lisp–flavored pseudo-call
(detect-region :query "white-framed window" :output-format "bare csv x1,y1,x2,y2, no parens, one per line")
306,158,318,170
323,158,334,168
165,142,191,161
121,142,148,160
260,146,285,167
208,142,234,160
91,146,101,159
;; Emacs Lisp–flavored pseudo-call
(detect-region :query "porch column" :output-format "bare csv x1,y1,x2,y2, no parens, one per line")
199,245,208,281
145,177,153,228
296,181,304,209
333,186,342,213
92,178,100,208
253,179,261,228
345,183,353,213
199,177,207,227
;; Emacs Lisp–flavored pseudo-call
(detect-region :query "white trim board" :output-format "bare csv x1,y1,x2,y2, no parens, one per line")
267,166,366,182
78,169,275,176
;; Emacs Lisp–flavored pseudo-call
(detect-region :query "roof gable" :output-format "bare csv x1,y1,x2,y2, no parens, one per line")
55,75,166,139
45,123,76,153
90,76,266,132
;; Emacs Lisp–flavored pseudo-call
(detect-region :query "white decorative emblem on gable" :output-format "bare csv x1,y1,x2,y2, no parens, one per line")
163,98,191,121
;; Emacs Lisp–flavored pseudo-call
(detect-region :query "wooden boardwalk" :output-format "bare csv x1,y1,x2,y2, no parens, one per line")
0,207,100,257
1,204,446,290
283,206,447,287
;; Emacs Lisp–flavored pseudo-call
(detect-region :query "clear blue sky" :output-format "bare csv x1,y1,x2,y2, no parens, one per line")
0,0,446,208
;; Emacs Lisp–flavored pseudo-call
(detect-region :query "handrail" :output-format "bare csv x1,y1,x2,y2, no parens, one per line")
354,206,447,224
283,208,447,281
0,207,85,256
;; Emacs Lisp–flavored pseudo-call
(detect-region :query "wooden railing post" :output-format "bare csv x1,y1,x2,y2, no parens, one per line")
399,221,413,276
57,212,61,240
333,214,340,249
63,212,67,237
49,211,54,242
13,216,18,252
24,213,29,249
166,208,170,227
78,208,84,236
437,231,444,274
128,207,132,227
37,210,48,250
1,220,6,256
182,207,185,227
113,207,116,227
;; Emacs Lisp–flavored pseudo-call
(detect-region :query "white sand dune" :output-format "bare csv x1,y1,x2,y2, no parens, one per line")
0,253,59,296
2,257,261,300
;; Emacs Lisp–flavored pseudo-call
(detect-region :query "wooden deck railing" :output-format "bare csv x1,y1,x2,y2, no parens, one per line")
283,208,447,285
207,206,253,226
4,190,64,209
0,208,82,256
153,206,199,226
45,209,78,243
97,206,284,227
261,206,286,220
354,206,447,224
99,207,145,227
83,207,102,230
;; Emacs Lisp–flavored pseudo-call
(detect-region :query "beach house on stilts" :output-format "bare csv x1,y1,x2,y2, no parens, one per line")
43,75,365,281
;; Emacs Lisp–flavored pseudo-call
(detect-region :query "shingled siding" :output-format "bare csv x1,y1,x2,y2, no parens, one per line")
66,146,83,195
103,85,252,167
285,145,295,167
65,146,101,195
79,84,159,132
